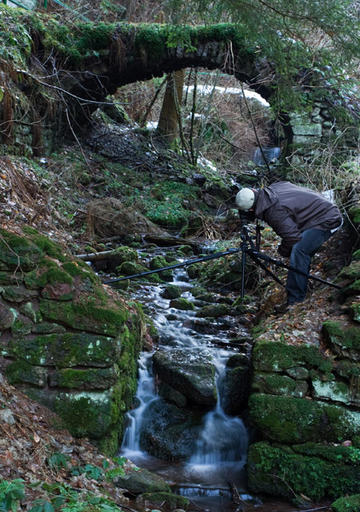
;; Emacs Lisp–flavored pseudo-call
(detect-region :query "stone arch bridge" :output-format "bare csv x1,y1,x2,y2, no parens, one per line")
1,18,357,157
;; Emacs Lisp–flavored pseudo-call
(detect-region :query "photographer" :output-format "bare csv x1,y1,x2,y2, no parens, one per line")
236,181,343,313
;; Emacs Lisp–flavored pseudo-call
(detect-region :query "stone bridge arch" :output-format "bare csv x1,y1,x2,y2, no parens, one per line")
1,18,357,159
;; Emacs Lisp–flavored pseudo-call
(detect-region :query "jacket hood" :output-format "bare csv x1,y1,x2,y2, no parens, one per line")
255,186,279,219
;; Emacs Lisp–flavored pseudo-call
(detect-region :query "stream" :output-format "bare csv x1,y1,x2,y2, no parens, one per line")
117,252,319,512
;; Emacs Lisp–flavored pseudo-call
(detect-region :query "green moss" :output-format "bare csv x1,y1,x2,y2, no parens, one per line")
353,250,360,261
50,367,118,390
252,372,307,398
352,302,360,323
22,226,66,261
252,340,332,373
169,297,195,311
332,494,360,512
39,299,128,336
249,393,360,444
54,390,114,439
349,206,360,224
323,321,360,350
139,492,189,510
6,360,47,387
0,6,33,66
61,261,100,284
0,229,42,271
117,261,147,276
143,181,199,229
248,442,360,502
339,260,360,280
292,443,360,465
196,303,231,318
10,332,120,368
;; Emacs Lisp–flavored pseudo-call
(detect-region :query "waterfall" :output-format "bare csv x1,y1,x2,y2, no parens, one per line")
121,352,158,457
120,265,249,492
187,353,248,483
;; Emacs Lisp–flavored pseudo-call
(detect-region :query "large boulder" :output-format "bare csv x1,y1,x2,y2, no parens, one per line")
249,393,360,444
140,399,201,461
152,348,217,407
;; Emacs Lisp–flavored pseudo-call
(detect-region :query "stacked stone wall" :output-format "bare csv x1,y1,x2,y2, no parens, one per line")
248,204,360,504
0,227,144,455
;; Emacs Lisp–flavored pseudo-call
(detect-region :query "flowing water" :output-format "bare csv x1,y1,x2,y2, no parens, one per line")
119,261,323,512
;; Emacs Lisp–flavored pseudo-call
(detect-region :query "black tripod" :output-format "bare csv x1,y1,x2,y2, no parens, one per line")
103,224,341,297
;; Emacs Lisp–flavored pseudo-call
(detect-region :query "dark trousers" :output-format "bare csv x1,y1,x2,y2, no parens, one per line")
286,228,332,304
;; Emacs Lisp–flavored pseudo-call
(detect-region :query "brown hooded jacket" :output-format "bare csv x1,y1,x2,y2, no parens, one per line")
254,181,342,256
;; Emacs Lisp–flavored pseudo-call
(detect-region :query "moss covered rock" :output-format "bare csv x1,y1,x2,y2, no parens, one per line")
332,494,360,512
249,393,360,444
137,492,189,510
252,341,332,373
252,372,308,398
9,332,121,367
6,360,47,387
169,297,195,311
54,389,118,439
161,284,182,299
312,378,360,407
196,303,232,318
49,367,118,390
323,321,360,361
113,467,171,494
248,441,360,502
0,229,43,271
39,299,128,336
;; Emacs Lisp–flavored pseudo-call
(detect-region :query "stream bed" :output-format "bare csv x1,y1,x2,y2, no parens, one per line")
114,252,330,512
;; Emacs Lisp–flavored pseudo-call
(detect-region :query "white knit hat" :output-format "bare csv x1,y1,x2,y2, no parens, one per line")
235,188,255,211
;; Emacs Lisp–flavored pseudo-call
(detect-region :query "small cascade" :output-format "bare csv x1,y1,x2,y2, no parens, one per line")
120,261,252,509
121,352,157,457
187,353,248,484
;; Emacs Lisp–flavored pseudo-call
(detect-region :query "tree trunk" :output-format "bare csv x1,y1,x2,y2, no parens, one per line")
156,69,185,144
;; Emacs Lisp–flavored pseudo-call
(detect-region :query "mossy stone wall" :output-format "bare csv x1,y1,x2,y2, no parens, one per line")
248,334,360,502
0,228,144,455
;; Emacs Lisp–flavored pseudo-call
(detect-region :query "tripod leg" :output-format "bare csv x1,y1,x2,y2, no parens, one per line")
241,247,247,298
247,251,285,288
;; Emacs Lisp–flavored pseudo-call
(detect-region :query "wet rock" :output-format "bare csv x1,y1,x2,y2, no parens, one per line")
137,492,189,510
169,298,195,311
158,382,187,408
196,303,232,318
153,349,216,406
161,284,182,299
113,466,171,495
221,364,250,415
140,399,201,460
